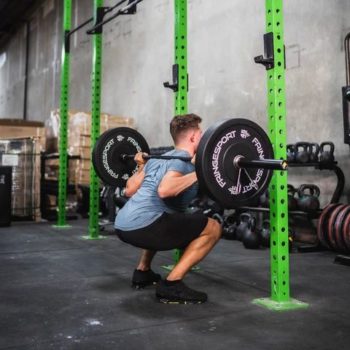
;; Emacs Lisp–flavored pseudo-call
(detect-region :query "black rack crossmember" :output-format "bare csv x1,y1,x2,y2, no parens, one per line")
87,0,144,35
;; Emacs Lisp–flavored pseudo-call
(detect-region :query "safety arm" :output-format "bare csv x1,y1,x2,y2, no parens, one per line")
158,171,197,198
125,164,145,197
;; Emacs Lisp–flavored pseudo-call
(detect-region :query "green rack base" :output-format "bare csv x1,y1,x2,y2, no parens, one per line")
52,225,72,229
161,264,200,272
252,297,309,311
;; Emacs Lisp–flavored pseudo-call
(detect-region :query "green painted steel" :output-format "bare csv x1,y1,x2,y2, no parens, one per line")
265,0,290,303
174,0,188,115
174,0,188,262
253,297,308,311
57,0,72,227
253,0,308,310
173,247,182,266
88,0,104,239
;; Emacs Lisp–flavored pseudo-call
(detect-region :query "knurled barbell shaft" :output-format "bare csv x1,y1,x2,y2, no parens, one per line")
121,154,192,162
121,154,287,170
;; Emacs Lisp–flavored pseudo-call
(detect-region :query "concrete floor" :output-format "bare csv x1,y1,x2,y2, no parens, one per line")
0,220,350,350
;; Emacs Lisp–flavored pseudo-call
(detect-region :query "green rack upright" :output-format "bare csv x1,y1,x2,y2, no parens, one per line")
174,0,188,115
174,0,188,263
56,0,72,228
162,0,188,268
168,0,188,265
87,0,104,239
253,0,308,311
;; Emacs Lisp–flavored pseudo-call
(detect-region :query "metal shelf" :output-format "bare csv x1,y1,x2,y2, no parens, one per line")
288,162,337,169
238,206,322,218
288,162,344,204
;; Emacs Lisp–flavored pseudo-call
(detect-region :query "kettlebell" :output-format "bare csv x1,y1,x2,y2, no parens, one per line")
242,217,260,249
308,143,320,163
222,223,237,240
297,184,320,212
208,199,224,215
259,190,269,207
189,197,207,211
295,142,310,163
203,199,224,217
345,86,350,102
287,144,296,163
260,219,270,247
319,142,335,163
287,184,298,211
224,213,237,226
212,213,224,225
236,213,252,241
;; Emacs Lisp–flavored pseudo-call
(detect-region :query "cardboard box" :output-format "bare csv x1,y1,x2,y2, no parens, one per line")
79,134,91,148
79,159,92,170
47,110,135,154
44,158,78,184
0,119,45,152
46,110,135,185
77,169,90,185
0,137,42,221
79,147,91,159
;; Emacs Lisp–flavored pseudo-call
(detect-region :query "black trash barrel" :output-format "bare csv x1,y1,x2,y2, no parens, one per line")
0,166,12,227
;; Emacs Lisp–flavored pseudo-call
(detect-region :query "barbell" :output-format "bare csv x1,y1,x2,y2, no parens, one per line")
120,154,287,170
92,118,288,208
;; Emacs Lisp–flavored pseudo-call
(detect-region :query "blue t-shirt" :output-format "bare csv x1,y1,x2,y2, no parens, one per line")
114,149,198,231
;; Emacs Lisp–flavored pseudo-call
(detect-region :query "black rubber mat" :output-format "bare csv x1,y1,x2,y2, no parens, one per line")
0,220,350,349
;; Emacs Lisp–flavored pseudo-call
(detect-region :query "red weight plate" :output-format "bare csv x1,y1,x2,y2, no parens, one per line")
334,205,350,253
317,203,343,249
342,211,350,252
327,204,347,251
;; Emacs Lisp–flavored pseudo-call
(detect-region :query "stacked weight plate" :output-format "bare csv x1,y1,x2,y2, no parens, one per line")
317,204,350,253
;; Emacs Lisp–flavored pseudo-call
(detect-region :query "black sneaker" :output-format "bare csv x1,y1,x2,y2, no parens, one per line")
156,280,207,304
131,269,161,289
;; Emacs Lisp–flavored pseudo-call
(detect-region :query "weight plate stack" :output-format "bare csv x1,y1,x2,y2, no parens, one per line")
341,209,350,252
334,205,350,253
317,203,343,250
327,204,347,251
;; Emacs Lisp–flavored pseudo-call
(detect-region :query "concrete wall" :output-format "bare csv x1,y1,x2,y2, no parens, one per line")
0,0,61,120
0,26,27,119
0,0,349,203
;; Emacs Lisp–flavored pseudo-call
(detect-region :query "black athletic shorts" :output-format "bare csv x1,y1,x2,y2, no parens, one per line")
115,212,208,251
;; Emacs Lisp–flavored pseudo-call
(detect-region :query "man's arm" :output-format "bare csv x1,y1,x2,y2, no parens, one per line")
124,152,147,197
157,171,197,198
125,165,145,197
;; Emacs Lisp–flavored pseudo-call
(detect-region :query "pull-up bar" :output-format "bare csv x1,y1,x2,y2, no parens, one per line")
67,18,93,38
86,0,145,34
63,0,132,52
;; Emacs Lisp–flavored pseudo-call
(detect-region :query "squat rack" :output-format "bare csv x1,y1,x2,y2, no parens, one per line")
56,0,143,234
58,0,308,311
